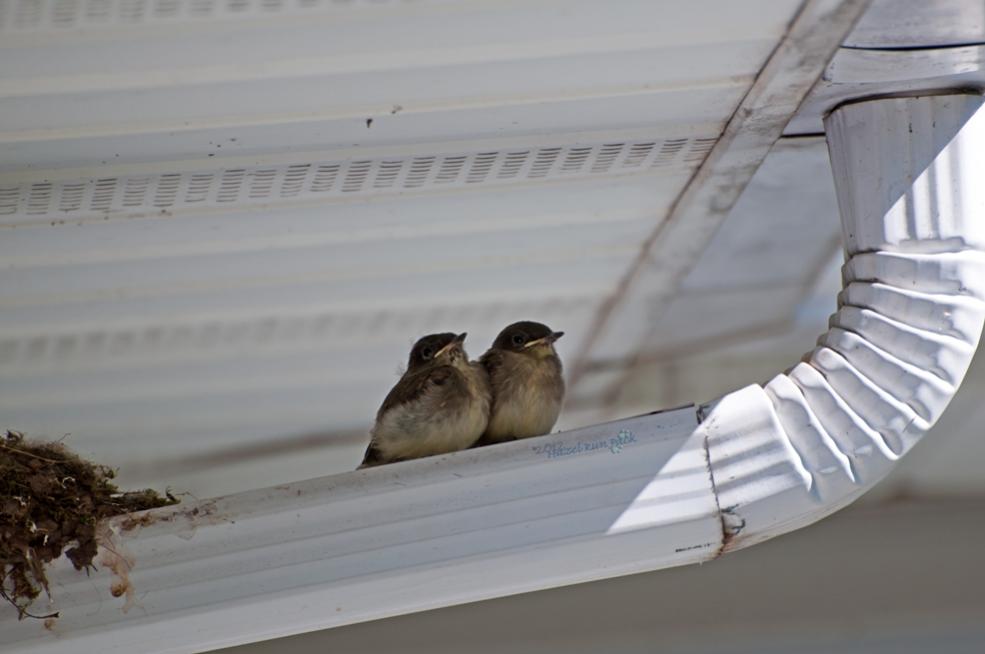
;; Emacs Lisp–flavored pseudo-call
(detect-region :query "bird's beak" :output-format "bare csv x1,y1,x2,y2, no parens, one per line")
524,331,564,348
436,332,467,357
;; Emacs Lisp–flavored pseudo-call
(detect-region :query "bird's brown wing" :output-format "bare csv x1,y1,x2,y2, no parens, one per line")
479,348,505,381
362,366,460,467
376,365,457,420
358,442,388,468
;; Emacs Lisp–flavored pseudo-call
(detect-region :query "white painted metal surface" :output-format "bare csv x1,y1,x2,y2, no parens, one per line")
786,0,985,135
2,408,720,654
844,0,985,49
3,93,984,654
0,0,820,495
788,45,985,135
4,0,985,649
566,0,867,386
2,0,982,499
703,94,985,550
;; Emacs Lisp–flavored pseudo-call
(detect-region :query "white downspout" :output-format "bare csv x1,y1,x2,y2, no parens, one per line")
703,92,985,551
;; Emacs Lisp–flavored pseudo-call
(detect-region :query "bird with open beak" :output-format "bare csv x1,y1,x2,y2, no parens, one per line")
476,321,565,445
359,332,491,468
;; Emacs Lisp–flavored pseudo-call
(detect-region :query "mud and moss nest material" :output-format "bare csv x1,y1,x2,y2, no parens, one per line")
1,430,177,619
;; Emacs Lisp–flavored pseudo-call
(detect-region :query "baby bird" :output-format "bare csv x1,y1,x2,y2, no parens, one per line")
360,332,491,468
477,321,565,445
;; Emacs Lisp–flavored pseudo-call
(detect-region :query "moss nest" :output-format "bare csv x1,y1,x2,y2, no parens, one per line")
1,430,177,620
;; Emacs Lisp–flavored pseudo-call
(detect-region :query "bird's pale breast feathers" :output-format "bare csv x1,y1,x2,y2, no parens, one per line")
368,359,490,464
481,349,563,442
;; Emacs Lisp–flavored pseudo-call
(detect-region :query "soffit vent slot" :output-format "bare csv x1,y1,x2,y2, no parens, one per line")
0,0,431,32
0,138,716,224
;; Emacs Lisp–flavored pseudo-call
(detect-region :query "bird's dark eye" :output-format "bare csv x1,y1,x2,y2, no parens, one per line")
421,347,433,359
511,334,525,346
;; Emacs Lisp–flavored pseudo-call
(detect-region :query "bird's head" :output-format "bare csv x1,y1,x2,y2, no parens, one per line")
492,321,564,359
408,332,468,370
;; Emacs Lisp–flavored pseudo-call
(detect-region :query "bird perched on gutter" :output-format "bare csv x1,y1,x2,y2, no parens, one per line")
360,332,491,468
475,321,565,446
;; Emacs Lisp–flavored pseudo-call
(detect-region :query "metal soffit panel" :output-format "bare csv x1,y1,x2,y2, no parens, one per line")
564,0,867,398
596,0,985,407
0,0,809,493
14,2,985,652
4,92,985,653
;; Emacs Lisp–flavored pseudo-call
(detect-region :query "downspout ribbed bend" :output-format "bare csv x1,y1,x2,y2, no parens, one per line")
703,93,985,552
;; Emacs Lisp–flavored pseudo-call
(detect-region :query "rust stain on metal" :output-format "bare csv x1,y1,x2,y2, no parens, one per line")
698,413,729,558
697,408,748,557
719,504,747,552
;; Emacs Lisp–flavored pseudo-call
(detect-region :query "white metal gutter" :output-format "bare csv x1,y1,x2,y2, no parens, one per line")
2,93,983,654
